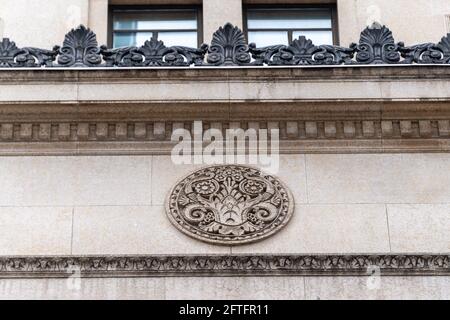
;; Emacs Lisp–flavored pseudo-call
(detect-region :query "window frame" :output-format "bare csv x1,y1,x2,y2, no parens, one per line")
108,5,204,48
243,3,340,46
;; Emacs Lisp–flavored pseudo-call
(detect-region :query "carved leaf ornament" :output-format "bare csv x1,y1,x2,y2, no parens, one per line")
0,255,448,277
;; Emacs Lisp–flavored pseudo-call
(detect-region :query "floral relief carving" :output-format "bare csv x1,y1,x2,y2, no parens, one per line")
0,255,448,278
166,165,294,245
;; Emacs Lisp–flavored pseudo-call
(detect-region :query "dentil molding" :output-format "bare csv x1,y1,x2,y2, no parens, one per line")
1,120,449,142
0,119,449,155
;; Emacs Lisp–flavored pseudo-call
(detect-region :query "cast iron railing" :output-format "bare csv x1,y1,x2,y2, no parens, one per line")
1,22,450,68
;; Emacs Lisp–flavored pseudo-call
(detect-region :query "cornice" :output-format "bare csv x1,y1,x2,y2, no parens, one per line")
1,24,449,155
1,64,450,83
0,255,448,278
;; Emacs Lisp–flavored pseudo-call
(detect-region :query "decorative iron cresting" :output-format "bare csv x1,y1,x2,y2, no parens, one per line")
0,255,448,278
1,22,450,68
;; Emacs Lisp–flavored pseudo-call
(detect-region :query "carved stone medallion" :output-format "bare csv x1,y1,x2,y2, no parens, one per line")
166,165,294,245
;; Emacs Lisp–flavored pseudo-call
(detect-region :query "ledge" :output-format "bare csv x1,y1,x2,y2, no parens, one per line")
1,64,450,83
0,66,449,110
0,255,448,278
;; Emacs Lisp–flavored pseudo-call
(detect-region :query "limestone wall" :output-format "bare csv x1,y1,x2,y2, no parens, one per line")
1,277,449,300
0,0,90,47
0,154,448,256
337,0,450,45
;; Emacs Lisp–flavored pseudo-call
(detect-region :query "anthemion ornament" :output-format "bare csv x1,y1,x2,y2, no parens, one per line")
166,165,294,245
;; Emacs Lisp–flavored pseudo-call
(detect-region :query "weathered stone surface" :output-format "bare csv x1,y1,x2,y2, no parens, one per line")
306,154,450,204
72,206,230,255
0,276,448,300
305,276,450,300
233,204,390,254
0,156,152,206
165,277,305,300
0,207,72,255
388,204,450,253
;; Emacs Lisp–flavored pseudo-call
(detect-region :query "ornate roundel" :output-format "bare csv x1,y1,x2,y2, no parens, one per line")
165,165,295,245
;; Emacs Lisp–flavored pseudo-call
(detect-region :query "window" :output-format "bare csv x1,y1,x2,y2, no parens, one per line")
245,6,337,47
110,6,202,48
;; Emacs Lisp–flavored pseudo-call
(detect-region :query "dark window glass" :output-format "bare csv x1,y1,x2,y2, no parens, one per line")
246,7,336,46
111,8,200,48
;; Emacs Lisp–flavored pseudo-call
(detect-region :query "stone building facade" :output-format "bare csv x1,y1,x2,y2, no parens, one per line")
0,0,449,300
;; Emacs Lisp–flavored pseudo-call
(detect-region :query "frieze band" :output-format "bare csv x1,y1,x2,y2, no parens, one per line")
1,22,450,68
0,255,448,278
